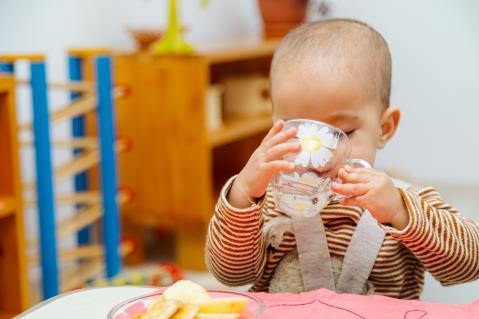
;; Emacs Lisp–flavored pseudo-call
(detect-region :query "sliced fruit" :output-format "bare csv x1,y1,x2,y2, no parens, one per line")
163,280,211,304
196,314,240,319
197,297,248,314
146,299,181,319
133,313,145,319
172,303,200,319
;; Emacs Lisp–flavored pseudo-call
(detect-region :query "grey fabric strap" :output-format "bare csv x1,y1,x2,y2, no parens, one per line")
336,210,386,294
292,214,335,291
293,210,385,294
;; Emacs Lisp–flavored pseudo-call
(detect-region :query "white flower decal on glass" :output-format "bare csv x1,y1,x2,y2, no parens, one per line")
294,123,336,168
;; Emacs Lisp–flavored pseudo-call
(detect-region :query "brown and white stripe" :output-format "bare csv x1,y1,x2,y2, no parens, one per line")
205,176,479,300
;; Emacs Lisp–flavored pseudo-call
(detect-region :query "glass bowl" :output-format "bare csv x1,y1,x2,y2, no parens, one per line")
108,289,264,319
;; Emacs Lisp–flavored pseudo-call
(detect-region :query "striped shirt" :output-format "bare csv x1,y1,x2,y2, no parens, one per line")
205,176,479,299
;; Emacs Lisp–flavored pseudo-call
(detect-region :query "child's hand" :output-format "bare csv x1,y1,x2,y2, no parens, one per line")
228,120,301,208
331,166,409,230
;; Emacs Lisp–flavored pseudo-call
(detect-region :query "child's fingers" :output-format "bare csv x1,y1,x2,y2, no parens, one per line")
339,195,366,208
261,160,296,175
349,167,378,175
343,165,354,173
339,192,369,207
264,142,301,161
338,168,370,183
263,127,297,149
332,182,369,197
262,120,284,144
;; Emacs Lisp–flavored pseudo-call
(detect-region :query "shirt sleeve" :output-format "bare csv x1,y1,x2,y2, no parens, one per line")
384,186,479,286
205,176,267,286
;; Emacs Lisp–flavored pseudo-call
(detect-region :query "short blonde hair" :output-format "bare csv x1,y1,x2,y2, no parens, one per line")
271,19,392,108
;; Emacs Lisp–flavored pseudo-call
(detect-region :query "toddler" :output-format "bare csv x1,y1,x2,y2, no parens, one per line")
205,19,479,299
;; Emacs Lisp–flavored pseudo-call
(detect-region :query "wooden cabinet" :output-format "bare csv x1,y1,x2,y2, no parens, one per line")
114,40,278,270
0,76,29,317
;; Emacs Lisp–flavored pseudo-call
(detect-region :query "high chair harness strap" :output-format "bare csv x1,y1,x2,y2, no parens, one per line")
292,214,335,291
292,210,385,294
336,210,386,294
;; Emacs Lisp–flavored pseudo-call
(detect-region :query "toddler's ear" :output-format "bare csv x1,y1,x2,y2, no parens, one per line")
378,107,401,149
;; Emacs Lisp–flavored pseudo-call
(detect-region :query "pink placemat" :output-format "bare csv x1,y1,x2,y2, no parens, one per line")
255,289,479,319
115,288,479,319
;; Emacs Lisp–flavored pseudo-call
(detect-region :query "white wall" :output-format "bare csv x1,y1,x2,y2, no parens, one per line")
1,0,478,303
312,0,479,303
320,0,479,186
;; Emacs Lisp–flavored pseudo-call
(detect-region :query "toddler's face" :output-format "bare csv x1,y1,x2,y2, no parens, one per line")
271,68,385,166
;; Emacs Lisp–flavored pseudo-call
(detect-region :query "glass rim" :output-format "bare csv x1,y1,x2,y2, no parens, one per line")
281,118,348,138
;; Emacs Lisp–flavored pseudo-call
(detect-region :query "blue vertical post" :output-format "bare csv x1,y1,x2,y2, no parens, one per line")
0,63,14,74
30,61,59,299
68,55,91,245
95,55,121,278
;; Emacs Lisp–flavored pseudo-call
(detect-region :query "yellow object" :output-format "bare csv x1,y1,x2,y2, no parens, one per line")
172,303,200,319
301,135,322,152
151,0,194,55
163,280,211,304
135,281,249,319
197,297,248,314
196,314,240,319
147,299,182,319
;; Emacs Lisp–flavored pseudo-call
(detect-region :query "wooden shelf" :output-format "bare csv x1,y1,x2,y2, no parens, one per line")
114,43,276,270
60,256,104,292
0,77,13,93
0,310,15,319
0,54,44,63
67,48,110,57
201,39,279,65
0,77,29,313
0,196,15,219
207,114,273,148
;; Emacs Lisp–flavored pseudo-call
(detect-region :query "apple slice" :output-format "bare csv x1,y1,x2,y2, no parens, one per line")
198,297,248,314
144,299,181,319
172,303,200,319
